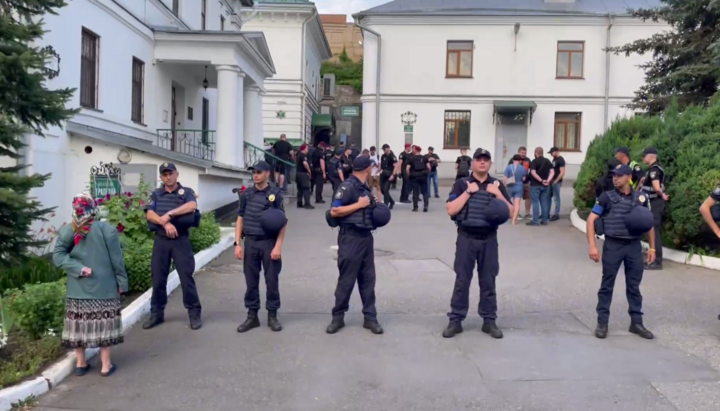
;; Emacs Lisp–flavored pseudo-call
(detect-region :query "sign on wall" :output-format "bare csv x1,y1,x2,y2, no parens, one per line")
341,106,361,117
403,125,414,133
91,161,123,198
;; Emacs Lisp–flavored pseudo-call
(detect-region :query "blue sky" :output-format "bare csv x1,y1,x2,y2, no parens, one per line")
313,0,388,20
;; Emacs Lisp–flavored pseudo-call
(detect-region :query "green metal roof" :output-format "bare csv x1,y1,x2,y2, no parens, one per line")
311,114,334,128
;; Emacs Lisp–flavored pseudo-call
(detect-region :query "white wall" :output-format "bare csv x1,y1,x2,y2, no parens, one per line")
198,174,244,211
243,17,302,79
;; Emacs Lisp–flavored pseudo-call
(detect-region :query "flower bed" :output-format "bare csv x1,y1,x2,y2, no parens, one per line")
0,185,222,391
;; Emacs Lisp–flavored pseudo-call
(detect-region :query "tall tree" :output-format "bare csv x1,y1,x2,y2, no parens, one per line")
0,0,77,268
608,0,720,114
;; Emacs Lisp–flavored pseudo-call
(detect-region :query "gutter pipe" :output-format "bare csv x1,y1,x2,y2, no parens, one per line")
604,13,614,132
353,18,381,150
300,9,317,144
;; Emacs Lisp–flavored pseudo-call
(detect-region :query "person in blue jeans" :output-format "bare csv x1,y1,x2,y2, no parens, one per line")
425,147,441,198
549,147,566,221
527,147,555,226
503,155,528,225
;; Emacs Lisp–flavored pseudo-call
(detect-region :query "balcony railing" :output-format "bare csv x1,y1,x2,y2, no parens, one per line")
156,129,216,161
244,141,297,196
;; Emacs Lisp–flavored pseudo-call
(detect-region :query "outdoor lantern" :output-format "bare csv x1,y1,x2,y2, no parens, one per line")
203,66,209,90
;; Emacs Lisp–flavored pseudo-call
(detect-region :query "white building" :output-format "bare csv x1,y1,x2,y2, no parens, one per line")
5,0,276,229
354,0,667,179
242,0,332,147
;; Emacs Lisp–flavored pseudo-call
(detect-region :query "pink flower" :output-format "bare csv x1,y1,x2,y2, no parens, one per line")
75,209,83,216
116,223,125,233
139,200,145,206
126,192,133,198
50,213,56,218
97,198,103,204
124,201,131,208
39,228,45,233
106,193,111,200
241,185,247,193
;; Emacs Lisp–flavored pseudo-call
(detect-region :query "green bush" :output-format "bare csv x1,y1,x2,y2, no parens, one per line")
574,99,720,252
100,175,154,244
190,211,221,253
0,256,65,295
4,280,66,340
122,240,154,293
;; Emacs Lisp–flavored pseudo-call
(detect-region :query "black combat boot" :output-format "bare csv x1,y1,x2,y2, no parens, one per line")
595,323,608,339
268,311,283,332
629,323,654,340
644,261,663,271
189,313,202,330
326,317,345,334
363,319,384,334
423,205,428,212
237,311,261,333
412,207,418,212
142,313,164,330
442,321,463,338
481,321,503,339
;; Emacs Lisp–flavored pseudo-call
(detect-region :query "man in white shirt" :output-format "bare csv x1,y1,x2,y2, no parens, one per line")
367,146,382,202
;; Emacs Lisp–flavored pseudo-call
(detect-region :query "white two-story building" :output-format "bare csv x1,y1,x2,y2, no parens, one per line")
6,0,277,229
355,0,667,179
242,0,332,147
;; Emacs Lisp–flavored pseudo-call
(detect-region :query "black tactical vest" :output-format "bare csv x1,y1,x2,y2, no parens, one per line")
454,178,495,229
640,163,666,199
602,190,642,240
339,179,375,230
328,158,340,178
243,187,279,236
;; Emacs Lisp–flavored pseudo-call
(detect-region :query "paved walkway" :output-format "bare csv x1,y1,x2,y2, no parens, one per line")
39,185,720,411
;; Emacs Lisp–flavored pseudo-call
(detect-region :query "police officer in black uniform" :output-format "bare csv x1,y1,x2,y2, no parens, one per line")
443,149,513,339
326,156,384,335
341,147,353,180
143,162,202,330
235,161,287,333
398,144,413,203
296,144,314,209
406,145,430,212
311,142,327,204
639,147,667,270
380,144,397,209
586,164,656,340
699,184,720,320
327,148,345,194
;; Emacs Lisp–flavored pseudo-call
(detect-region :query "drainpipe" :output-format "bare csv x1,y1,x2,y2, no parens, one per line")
354,19,381,150
603,13,614,132
239,1,259,25
300,9,317,144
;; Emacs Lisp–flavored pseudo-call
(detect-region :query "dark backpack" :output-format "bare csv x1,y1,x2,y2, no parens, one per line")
458,157,470,175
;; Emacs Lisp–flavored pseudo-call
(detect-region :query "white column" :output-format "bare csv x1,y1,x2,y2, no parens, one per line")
236,72,245,168
215,65,240,166
255,91,265,148
243,85,260,148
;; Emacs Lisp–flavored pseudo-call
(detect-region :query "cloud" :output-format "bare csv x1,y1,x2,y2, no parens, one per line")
312,0,388,20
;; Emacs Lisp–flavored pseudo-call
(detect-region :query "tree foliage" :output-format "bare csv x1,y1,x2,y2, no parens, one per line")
321,47,363,93
608,0,720,114
574,97,720,253
0,0,78,268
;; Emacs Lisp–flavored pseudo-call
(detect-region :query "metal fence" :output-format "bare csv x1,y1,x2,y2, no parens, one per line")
156,129,216,161
243,141,297,197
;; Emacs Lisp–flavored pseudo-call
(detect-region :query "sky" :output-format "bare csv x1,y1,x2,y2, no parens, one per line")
312,0,389,21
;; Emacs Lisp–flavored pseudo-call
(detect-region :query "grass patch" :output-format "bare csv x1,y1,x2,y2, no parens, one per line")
0,331,65,389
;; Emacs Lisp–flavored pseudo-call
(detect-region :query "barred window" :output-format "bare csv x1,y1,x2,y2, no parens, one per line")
80,28,99,109
554,113,582,151
131,58,144,123
444,111,471,148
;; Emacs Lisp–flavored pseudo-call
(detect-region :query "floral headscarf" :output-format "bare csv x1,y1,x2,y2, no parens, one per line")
72,193,96,245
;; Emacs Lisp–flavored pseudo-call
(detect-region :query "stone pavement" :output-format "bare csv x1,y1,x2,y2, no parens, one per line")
38,185,720,411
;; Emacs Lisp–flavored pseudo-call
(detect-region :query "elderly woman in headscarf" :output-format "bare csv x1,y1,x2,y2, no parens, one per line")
53,192,128,377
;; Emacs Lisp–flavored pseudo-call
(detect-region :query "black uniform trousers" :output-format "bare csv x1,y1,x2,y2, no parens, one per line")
332,227,377,320
649,198,665,261
313,168,324,202
296,172,311,206
449,231,499,323
411,174,429,208
400,171,412,202
150,233,201,316
243,236,282,312
329,176,342,195
380,172,395,206
596,237,644,325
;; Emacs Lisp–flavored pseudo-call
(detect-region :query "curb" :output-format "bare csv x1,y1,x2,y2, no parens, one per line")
570,209,720,271
0,232,235,411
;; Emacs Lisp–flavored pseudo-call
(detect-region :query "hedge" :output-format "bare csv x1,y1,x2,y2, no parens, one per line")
574,99,720,254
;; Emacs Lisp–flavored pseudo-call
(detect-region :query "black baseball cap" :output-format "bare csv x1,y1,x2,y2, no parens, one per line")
370,146,376,151
615,147,630,156
549,147,559,154
249,161,272,172
611,164,633,176
642,147,658,156
159,162,177,173
428,146,435,151
352,155,373,171
473,148,492,160
381,144,390,150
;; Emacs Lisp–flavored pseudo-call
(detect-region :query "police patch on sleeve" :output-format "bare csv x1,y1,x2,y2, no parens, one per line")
634,165,641,172
178,188,185,195
335,187,345,199
268,194,276,202
493,180,500,186
639,195,646,203
714,184,720,196
650,171,657,179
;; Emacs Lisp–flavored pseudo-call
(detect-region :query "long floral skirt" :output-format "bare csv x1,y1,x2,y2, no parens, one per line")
61,298,124,348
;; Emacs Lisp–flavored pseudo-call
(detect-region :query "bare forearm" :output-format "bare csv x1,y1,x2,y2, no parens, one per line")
447,192,470,217
168,201,197,217
146,210,163,225
700,199,720,234
320,160,326,174
235,217,243,242
531,170,541,182
587,215,598,248
331,203,362,218
652,181,663,195
648,228,656,249
548,170,555,182
275,225,286,248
